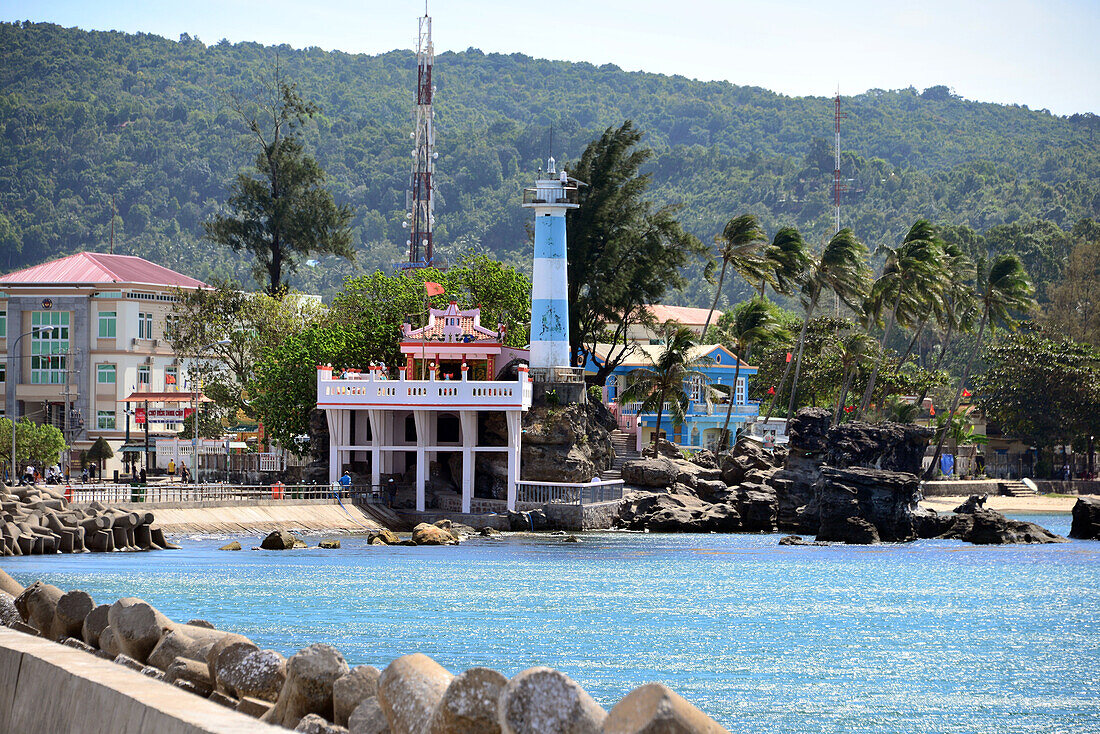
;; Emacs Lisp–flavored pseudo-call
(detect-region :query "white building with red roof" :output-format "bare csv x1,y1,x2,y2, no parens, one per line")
1,252,209,477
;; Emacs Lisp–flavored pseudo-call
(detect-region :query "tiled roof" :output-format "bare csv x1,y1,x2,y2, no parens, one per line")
402,302,502,343
406,316,497,342
589,343,755,370
0,252,208,289
644,304,721,326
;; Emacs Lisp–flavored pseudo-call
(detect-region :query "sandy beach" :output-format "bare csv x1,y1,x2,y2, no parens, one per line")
920,494,1089,515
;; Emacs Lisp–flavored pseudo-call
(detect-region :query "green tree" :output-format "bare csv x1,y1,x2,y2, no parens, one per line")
177,408,225,440
832,330,876,425
926,255,1037,478
619,325,712,450
204,71,353,295
702,214,768,339
86,436,115,472
914,242,978,406
565,121,706,384
0,417,67,474
1044,238,1100,347
714,299,786,449
762,226,812,299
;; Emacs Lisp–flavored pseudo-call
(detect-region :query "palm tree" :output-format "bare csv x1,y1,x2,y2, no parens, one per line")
759,227,812,299
716,300,786,450
832,330,875,425
882,395,921,424
915,243,977,407
767,228,870,424
855,221,946,418
702,214,768,340
925,255,1036,479
620,325,713,451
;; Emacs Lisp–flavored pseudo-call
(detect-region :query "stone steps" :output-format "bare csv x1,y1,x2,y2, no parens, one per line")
604,430,641,480
1000,480,1037,497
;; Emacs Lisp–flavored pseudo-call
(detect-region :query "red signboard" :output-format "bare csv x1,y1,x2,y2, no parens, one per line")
135,407,192,425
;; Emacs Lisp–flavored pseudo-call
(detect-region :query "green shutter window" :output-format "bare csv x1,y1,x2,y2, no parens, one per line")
98,311,117,338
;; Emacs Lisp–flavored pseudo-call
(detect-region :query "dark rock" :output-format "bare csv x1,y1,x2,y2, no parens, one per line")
911,507,956,538
367,529,400,545
718,437,777,486
735,484,778,532
689,449,719,469
778,535,810,546
1069,496,1100,540
618,492,740,533
824,420,933,474
260,530,306,550
621,457,680,489
953,495,987,514
641,438,683,460
295,713,349,734
693,478,731,503
219,541,243,551
319,540,341,549
815,466,920,543
932,509,1066,545
770,408,832,531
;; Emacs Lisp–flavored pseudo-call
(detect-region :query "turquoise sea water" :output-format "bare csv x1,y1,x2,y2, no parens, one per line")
3,514,1098,733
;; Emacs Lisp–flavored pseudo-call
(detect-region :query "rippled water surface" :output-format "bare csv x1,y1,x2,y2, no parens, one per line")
3,514,1098,733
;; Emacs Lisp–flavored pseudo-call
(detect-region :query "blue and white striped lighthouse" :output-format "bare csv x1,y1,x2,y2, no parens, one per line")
522,157,579,370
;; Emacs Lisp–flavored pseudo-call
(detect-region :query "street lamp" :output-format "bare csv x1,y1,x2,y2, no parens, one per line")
7,326,51,483
190,340,230,484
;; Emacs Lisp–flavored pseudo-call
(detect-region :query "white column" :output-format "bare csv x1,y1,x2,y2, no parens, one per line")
325,409,340,484
368,410,383,491
413,410,429,511
460,411,477,514
505,411,522,512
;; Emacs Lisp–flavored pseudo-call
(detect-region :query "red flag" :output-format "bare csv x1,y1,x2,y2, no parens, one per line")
424,281,445,297
785,352,792,363
767,386,776,395
165,374,176,385
962,389,972,398
929,404,935,416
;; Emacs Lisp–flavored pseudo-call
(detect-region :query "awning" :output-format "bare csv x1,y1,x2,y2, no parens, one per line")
122,391,212,403
119,445,147,454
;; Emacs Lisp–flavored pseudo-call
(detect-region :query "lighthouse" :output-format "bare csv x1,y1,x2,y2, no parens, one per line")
522,157,579,371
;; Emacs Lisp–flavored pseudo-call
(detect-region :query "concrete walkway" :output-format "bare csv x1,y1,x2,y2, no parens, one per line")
93,501,385,534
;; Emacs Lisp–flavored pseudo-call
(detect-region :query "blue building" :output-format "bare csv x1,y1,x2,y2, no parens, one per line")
585,342,760,452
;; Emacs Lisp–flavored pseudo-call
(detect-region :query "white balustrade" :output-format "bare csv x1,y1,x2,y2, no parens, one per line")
317,366,532,410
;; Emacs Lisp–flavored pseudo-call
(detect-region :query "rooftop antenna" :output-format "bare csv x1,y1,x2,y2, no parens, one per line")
399,2,437,270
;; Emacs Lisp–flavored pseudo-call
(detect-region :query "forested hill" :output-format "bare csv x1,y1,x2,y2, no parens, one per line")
2,20,1098,303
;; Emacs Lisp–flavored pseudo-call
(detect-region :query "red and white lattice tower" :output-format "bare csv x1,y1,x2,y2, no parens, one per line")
401,6,436,269
833,89,848,235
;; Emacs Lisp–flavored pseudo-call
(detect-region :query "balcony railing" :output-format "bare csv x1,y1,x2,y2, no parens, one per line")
317,366,532,410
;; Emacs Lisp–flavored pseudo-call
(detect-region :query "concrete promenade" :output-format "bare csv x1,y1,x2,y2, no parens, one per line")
0,626,281,733
71,499,386,534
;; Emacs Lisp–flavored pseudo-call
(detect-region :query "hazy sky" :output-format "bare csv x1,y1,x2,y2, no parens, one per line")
3,0,1098,115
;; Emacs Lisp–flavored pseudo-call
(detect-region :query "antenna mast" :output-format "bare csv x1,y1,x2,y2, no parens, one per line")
833,89,848,236
401,5,436,269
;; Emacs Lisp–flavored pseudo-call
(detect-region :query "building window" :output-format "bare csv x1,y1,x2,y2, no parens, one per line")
97,364,116,384
30,311,69,384
736,377,746,405
689,376,705,403
97,411,116,430
138,312,153,340
138,365,150,385
164,314,179,341
165,366,178,390
0,309,6,338
98,311,117,338
0,363,5,383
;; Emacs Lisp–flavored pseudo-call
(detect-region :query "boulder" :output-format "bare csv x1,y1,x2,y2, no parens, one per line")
815,466,921,543
264,643,350,729
378,653,454,734
497,667,606,734
219,541,243,551
778,535,811,546
261,530,306,550
427,666,508,734
412,523,459,546
718,438,776,486
333,665,381,727
689,450,719,469
319,540,341,549
348,696,391,734
1069,496,1100,540
621,457,681,489
618,492,740,533
930,509,1066,545
295,713,350,734
13,581,64,635
368,529,400,546
770,408,832,531
108,597,173,663
80,607,111,647
0,568,23,597
51,589,95,641
641,438,682,460
953,495,987,514
602,682,729,733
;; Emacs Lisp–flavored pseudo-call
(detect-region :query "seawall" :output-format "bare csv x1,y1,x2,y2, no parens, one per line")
0,626,280,733
70,499,385,534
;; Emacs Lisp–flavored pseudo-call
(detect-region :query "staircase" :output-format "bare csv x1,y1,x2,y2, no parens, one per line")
601,430,642,481
999,480,1038,497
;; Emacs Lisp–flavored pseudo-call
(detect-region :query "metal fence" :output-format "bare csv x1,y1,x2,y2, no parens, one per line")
64,483,386,505
515,479,625,506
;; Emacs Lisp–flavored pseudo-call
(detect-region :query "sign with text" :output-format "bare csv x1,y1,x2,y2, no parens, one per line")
135,407,193,424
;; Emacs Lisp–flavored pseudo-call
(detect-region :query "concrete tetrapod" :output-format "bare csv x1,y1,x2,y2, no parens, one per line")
601,683,730,733
428,666,508,734
13,580,64,636
348,696,391,734
263,643,350,728
81,603,110,647
497,667,607,734
51,589,94,641
333,665,381,727
108,597,173,663
378,653,454,734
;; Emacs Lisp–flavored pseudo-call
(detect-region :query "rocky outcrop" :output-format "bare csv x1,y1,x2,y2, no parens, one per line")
824,420,934,474
735,483,779,532
260,529,307,550
617,490,740,533
718,438,778,486
1069,496,1100,540
769,408,832,532
918,508,1066,544
411,523,459,546
815,467,921,543
1,482,172,556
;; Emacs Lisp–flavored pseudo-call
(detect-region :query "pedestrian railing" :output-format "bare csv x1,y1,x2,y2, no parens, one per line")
516,479,625,506
64,483,386,505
